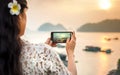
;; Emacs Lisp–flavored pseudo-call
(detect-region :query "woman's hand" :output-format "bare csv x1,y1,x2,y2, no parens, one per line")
66,32,76,56
45,38,57,47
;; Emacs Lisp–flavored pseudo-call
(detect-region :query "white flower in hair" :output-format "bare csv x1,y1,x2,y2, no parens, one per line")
8,0,21,15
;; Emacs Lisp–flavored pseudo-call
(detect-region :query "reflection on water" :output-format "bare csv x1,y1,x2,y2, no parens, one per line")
101,36,109,43
22,32,120,75
98,53,109,75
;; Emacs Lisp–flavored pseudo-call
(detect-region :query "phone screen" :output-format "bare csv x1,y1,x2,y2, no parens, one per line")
51,32,72,43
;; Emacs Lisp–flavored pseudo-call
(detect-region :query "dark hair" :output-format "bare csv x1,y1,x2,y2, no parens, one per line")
0,0,27,75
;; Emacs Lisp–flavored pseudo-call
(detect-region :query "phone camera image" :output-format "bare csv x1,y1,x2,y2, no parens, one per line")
51,32,72,43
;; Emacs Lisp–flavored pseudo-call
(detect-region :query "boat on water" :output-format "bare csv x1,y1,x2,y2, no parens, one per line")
83,46,112,54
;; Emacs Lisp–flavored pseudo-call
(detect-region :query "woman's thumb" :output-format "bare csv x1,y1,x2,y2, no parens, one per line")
66,38,70,43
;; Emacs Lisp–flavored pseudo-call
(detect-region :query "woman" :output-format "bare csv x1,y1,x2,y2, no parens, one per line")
0,0,77,75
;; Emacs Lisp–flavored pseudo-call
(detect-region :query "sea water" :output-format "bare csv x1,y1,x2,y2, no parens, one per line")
22,31,120,75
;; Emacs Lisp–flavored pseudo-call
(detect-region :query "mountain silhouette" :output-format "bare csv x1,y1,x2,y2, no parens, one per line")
77,19,120,32
38,23,67,31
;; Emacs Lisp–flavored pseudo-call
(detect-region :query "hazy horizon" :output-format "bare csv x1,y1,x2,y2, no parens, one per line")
26,0,120,30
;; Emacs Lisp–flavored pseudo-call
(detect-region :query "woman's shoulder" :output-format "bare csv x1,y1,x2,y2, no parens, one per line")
20,39,59,65
21,39,56,55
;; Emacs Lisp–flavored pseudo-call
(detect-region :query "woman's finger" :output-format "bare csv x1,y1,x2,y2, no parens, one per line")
51,42,57,47
71,31,76,41
45,38,51,44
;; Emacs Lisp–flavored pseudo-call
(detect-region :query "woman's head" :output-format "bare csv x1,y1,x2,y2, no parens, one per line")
0,0,27,75
0,0,27,36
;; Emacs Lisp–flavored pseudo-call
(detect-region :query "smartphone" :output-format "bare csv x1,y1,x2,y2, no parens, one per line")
51,32,72,43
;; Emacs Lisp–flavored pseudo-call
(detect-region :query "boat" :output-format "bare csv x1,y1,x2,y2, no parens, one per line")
83,46,112,54
84,46,101,52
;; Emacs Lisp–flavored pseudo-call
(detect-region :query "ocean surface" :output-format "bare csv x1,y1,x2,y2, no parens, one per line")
22,31,120,75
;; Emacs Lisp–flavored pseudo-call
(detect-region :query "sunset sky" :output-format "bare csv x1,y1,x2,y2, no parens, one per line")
26,0,120,30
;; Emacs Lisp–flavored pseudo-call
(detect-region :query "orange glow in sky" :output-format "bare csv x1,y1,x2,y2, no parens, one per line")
26,0,120,30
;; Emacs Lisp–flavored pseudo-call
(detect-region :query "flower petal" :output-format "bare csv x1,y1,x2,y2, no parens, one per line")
10,10,15,15
15,11,20,15
8,2,13,8
18,4,21,10
13,0,17,4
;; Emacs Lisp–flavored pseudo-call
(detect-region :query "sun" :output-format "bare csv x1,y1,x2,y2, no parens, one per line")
99,0,111,10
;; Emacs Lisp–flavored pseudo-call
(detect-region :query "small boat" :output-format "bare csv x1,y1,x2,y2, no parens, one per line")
83,46,101,52
83,46,112,54
113,37,119,40
104,37,111,41
101,49,112,54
